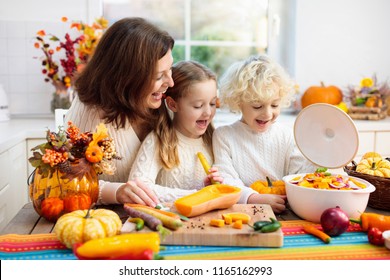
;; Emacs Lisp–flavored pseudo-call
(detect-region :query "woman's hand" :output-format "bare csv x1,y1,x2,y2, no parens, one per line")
203,166,224,186
116,178,160,207
248,193,287,214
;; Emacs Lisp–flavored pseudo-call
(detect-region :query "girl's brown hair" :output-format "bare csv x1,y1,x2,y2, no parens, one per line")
74,17,174,128
156,61,217,169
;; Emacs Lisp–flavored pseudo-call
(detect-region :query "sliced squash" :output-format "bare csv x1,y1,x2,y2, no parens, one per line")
174,185,241,217
222,212,251,224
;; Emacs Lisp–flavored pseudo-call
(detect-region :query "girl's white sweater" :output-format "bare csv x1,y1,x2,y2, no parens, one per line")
129,131,214,203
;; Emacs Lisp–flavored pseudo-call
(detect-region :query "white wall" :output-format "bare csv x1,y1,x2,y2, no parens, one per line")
293,0,390,93
0,0,102,116
1,0,390,116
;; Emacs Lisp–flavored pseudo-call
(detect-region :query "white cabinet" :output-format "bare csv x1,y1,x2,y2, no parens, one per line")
376,132,390,158
355,131,390,161
356,132,375,161
0,141,28,231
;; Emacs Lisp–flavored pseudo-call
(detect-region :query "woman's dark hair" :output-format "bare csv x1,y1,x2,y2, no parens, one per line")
75,17,174,128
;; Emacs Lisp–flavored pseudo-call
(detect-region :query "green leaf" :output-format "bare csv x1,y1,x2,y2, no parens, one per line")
315,167,328,173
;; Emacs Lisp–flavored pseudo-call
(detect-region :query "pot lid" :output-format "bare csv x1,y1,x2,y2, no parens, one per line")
294,103,359,169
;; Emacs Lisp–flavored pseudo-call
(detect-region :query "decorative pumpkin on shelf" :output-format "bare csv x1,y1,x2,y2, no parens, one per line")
356,153,390,178
54,208,122,249
301,82,343,109
250,177,286,195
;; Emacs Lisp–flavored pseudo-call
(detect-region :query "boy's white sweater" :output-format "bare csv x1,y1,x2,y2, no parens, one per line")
212,120,317,203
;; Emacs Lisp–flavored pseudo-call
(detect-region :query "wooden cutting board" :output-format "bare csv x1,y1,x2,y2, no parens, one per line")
162,204,283,247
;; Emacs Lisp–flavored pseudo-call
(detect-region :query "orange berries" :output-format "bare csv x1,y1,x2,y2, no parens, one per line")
42,149,67,167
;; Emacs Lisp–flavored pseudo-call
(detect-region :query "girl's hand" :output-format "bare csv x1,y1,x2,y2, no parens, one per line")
248,193,287,213
116,178,160,207
203,166,224,186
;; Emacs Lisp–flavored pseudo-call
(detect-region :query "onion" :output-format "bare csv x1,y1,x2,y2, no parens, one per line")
320,206,349,236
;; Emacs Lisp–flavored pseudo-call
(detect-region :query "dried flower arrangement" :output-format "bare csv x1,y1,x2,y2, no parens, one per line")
345,75,390,120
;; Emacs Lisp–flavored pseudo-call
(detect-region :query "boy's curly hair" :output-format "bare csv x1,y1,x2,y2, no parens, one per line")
219,55,295,113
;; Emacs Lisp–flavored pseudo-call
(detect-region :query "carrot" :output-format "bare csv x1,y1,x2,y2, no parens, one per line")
125,204,181,220
125,204,183,231
302,225,331,244
123,204,171,239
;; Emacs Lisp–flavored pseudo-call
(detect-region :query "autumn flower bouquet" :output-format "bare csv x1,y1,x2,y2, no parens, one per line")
34,17,108,111
29,121,119,180
28,122,120,221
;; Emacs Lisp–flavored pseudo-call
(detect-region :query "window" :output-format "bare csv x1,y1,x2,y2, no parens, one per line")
103,0,268,77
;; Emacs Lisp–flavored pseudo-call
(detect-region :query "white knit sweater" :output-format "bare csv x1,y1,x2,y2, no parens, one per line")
64,96,141,204
212,120,317,203
129,131,214,203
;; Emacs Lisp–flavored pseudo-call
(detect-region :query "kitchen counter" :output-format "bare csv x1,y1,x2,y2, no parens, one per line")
0,117,55,153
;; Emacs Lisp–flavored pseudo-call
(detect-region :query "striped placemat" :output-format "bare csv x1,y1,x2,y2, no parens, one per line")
1,221,389,260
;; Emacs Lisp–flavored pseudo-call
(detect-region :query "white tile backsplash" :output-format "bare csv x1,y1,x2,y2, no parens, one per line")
0,38,6,56
0,22,6,38
9,75,28,93
8,92,28,114
6,21,26,38
1,19,59,116
8,56,27,75
0,56,8,75
7,38,27,56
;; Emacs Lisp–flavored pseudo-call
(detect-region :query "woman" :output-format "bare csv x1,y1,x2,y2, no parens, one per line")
65,17,174,207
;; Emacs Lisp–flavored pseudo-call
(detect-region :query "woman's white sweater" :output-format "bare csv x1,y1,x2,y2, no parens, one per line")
64,96,141,204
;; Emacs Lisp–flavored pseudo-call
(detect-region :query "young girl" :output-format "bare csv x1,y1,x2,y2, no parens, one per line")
129,61,222,203
213,55,317,213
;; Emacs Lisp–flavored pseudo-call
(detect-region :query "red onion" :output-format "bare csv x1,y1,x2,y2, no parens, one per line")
320,206,349,236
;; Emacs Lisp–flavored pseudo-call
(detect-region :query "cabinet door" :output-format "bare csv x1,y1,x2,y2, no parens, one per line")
0,184,13,232
9,141,28,218
0,151,10,192
376,132,390,157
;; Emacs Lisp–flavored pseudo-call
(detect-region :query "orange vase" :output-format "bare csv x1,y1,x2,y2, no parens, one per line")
29,165,99,222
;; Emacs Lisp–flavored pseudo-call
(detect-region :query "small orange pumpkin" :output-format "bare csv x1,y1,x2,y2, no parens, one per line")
301,82,343,109
85,145,103,163
40,197,64,222
250,177,286,195
63,193,92,212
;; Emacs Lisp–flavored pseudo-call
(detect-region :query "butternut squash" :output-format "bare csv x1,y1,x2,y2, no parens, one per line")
174,185,241,217
222,212,251,224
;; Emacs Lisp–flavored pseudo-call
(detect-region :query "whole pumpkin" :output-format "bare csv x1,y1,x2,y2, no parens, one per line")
54,208,122,249
301,82,343,109
356,157,390,178
250,177,286,195
40,197,64,222
63,193,92,213
361,151,382,160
